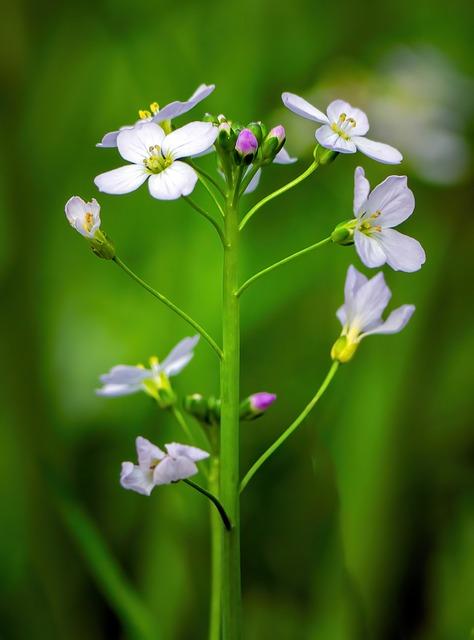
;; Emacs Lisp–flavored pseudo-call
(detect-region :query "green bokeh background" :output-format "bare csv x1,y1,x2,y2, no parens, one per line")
1,1,473,638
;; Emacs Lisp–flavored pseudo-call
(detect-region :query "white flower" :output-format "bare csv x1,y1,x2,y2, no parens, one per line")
65,196,101,238
331,265,415,362
351,167,426,272
98,83,215,148
120,436,209,496
94,122,218,200
282,93,402,164
97,335,199,398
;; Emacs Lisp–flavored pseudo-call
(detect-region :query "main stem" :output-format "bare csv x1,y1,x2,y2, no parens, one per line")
220,195,241,639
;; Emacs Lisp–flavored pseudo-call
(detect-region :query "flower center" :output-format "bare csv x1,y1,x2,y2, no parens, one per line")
138,101,160,120
330,113,357,140
358,210,382,235
83,211,94,233
144,145,173,174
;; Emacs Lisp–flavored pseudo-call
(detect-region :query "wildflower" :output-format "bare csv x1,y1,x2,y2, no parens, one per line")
98,83,215,148
240,392,277,420
120,436,209,495
64,196,115,259
96,335,199,404
331,265,415,363
281,93,402,164
334,167,426,272
94,122,217,200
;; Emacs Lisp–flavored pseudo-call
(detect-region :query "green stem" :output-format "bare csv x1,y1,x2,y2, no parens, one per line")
208,455,223,640
220,193,242,638
236,237,331,297
240,361,339,493
239,159,319,231
183,197,225,245
183,479,231,531
238,164,260,197
190,161,226,199
170,405,195,442
113,256,223,360
55,490,155,640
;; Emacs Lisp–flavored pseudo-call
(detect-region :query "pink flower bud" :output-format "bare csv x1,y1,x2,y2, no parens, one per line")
235,128,259,157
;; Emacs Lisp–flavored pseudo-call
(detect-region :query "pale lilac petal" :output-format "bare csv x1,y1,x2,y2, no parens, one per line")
117,123,166,163
336,305,347,326
361,305,415,338
95,165,148,195
161,122,218,160
147,162,197,200
281,92,328,123
99,365,151,385
152,84,215,123
243,168,261,194
120,462,155,496
337,265,368,326
353,167,370,215
165,442,210,462
96,383,143,397
136,436,165,471
161,335,200,377
65,196,87,225
352,136,402,164
326,99,352,122
273,147,297,164
326,101,369,136
153,456,198,485
97,130,120,148
365,176,415,227
375,229,426,272
351,272,391,331
354,230,387,268
316,126,357,153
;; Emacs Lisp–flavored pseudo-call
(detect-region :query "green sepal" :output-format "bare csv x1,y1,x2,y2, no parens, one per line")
89,230,115,260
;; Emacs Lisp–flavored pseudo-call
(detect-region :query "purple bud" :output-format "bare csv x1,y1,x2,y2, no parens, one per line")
268,125,286,145
235,128,259,157
250,392,277,412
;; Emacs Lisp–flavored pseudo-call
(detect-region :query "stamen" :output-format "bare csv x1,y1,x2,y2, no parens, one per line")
83,211,94,232
139,109,152,120
150,102,159,114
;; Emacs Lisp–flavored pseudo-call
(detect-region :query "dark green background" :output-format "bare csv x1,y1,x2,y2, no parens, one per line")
1,0,473,638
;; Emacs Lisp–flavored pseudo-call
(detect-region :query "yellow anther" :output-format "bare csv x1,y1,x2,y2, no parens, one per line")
339,113,347,122
150,102,159,114
149,356,159,368
138,109,152,120
83,211,94,232
348,117,356,127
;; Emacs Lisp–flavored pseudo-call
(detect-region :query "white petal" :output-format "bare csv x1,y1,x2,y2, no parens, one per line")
136,436,165,470
96,383,143,397
281,92,328,123
161,122,218,159
354,230,387,268
361,305,415,338
152,456,198,485
148,162,197,200
95,165,148,195
352,136,402,164
165,442,209,462
97,130,120,148
365,176,415,227
375,229,426,272
152,84,215,123
326,99,351,122
273,147,297,164
351,271,392,331
99,365,151,385
326,101,369,136
65,196,86,224
120,462,155,496
353,167,370,215
117,123,166,163
336,305,347,326
316,126,356,153
161,335,200,377
243,168,261,194
337,265,368,326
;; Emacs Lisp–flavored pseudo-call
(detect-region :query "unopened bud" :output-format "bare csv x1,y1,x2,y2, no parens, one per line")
247,122,265,145
183,394,220,426
314,145,339,166
261,125,286,163
203,113,218,124
235,129,259,165
240,392,276,420
330,335,358,363
217,121,236,151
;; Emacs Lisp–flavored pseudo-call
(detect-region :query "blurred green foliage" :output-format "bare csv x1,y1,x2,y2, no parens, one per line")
1,0,473,638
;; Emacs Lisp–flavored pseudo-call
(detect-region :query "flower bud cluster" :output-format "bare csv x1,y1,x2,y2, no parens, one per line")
183,391,276,425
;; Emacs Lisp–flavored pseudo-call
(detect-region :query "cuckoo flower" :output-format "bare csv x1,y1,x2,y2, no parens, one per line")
96,335,199,401
351,167,425,272
120,436,209,495
98,83,215,148
94,122,218,200
331,265,415,363
282,93,402,164
65,196,101,238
